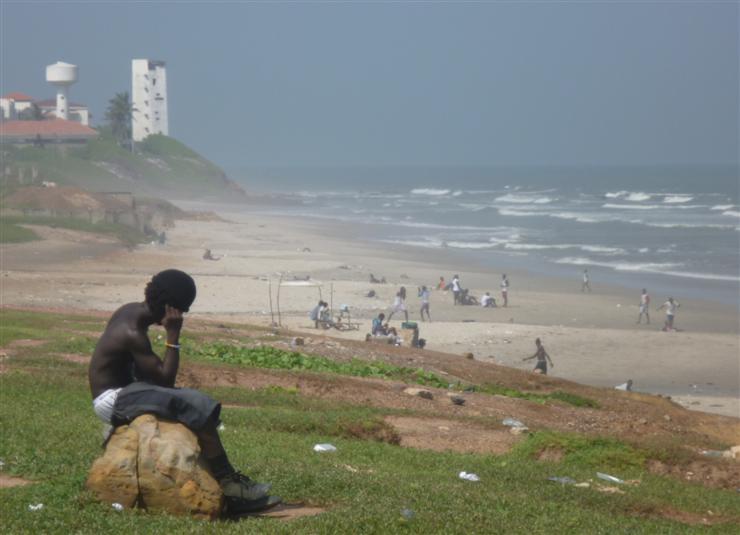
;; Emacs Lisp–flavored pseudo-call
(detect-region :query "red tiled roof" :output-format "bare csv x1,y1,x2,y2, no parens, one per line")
35,99,87,108
2,92,34,101
0,119,98,138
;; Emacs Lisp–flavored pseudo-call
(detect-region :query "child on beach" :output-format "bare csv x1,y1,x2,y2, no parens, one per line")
481,292,496,308
418,286,431,321
437,276,446,291
387,286,409,322
522,338,554,375
637,289,651,324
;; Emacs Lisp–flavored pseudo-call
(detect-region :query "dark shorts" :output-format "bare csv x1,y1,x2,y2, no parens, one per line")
112,382,221,431
534,361,548,374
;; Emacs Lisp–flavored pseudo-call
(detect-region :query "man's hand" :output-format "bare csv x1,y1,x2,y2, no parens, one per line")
163,305,183,339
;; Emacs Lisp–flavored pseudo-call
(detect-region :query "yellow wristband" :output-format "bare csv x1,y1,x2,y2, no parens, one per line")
165,342,181,349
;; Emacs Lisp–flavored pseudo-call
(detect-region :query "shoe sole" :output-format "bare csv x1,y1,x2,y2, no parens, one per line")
223,495,283,518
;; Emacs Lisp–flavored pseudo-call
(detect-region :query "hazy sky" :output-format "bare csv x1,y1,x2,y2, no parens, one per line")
2,1,737,171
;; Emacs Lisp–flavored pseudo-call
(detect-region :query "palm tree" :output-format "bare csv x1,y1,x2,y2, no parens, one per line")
105,92,135,149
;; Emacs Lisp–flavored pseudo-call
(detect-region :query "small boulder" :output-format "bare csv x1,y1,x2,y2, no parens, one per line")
509,426,530,436
86,415,223,519
464,353,474,360
403,387,433,400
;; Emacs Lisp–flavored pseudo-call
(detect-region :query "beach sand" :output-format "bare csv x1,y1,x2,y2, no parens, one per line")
2,206,738,418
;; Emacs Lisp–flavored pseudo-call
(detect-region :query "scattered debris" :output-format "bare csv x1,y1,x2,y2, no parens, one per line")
313,443,337,453
663,415,672,422
614,380,633,391
548,476,577,485
596,472,624,484
217,423,226,432
502,418,526,428
111,502,124,511
464,352,474,359
509,426,529,436
458,471,480,482
28,503,44,511
595,485,625,495
450,395,466,406
403,387,433,400
291,337,304,347
400,508,415,521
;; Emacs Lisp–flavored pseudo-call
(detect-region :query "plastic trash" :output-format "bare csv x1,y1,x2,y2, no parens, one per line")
502,418,526,428
596,472,624,484
700,450,724,458
548,476,576,485
614,380,633,392
400,508,415,521
111,503,124,511
458,471,480,482
217,423,226,432
313,443,337,453
0,459,4,469
28,503,44,511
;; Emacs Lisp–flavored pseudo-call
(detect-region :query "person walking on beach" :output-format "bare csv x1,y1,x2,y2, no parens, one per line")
451,275,461,305
387,286,409,322
88,269,280,516
657,297,680,331
500,274,510,307
581,269,591,293
522,338,554,375
637,288,651,324
418,285,431,322
437,276,446,291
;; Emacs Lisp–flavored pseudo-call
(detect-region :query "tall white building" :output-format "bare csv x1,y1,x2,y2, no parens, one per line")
131,59,168,142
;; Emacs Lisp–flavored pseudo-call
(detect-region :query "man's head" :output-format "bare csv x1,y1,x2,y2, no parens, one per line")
535,337,541,346
145,269,197,322
668,297,674,303
378,313,385,320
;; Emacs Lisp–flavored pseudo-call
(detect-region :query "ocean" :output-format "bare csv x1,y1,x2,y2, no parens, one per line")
242,170,739,306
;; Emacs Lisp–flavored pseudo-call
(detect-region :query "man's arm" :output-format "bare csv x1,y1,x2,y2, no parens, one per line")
130,305,183,387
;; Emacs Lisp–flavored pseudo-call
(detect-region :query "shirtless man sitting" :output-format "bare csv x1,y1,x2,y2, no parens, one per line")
88,269,280,516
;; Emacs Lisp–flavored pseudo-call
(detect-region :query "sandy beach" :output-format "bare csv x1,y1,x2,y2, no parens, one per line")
2,205,738,418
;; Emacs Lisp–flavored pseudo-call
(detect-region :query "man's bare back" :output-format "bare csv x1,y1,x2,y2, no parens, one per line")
89,302,182,399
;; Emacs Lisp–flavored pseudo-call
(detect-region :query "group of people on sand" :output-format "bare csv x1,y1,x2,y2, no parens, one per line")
438,273,510,307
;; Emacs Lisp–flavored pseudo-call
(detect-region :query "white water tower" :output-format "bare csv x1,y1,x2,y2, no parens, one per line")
45,61,78,120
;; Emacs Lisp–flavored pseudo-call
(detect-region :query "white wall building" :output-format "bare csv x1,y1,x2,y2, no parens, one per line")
131,59,169,142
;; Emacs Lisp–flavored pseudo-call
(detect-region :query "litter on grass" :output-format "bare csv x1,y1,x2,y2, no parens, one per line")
502,418,526,428
217,423,226,432
400,508,415,521
596,472,624,484
28,504,44,511
111,503,124,511
459,471,480,482
313,443,338,453
548,476,577,485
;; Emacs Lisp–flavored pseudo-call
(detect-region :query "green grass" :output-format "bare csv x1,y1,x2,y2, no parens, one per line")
2,308,739,533
470,384,600,408
0,216,149,246
0,220,40,243
194,343,452,389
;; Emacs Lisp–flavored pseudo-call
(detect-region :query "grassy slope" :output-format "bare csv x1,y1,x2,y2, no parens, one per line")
0,215,148,245
1,309,739,534
3,132,240,200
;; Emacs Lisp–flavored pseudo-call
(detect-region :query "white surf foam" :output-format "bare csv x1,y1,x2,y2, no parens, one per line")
495,194,553,204
722,210,740,218
663,195,693,204
410,188,450,196
711,204,734,211
625,192,652,202
554,257,740,282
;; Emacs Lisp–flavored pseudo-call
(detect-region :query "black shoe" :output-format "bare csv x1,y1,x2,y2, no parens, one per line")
219,472,271,501
223,495,283,517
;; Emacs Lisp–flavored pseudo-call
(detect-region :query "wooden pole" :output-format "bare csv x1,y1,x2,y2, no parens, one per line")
268,279,275,326
276,274,283,327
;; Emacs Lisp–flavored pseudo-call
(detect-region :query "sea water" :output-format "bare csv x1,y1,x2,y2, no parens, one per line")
244,171,739,306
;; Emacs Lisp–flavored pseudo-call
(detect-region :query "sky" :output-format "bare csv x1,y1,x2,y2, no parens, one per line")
2,1,738,174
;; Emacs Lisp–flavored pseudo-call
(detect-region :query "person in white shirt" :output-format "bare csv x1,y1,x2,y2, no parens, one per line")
581,269,591,293
451,275,461,305
500,274,510,307
387,286,409,322
657,297,680,331
481,292,496,308
637,289,651,324
418,285,431,321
